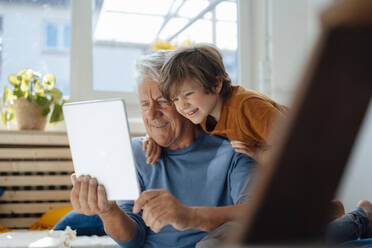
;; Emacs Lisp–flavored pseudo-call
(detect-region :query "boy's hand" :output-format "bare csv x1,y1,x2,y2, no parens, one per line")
230,140,257,160
142,136,161,165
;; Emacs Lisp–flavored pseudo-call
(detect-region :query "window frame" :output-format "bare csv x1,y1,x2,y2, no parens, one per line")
0,15,3,80
43,20,71,53
70,0,240,117
70,0,141,116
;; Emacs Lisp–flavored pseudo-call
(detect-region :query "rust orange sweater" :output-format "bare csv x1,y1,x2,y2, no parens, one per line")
200,86,287,149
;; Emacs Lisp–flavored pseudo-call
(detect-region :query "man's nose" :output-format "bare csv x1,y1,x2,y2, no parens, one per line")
148,103,162,120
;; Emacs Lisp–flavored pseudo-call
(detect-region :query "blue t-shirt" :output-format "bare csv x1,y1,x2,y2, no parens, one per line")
115,130,255,248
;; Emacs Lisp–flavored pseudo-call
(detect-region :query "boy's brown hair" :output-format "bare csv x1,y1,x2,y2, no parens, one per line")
159,43,233,100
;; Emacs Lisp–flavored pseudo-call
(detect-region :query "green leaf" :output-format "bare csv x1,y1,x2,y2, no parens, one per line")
2,87,12,105
42,107,50,116
13,89,24,98
1,111,7,125
9,113,15,123
16,75,22,84
27,94,33,102
7,105,15,114
0,110,14,125
49,88,62,102
36,95,48,107
2,89,6,105
50,103,63,123
34,79,43,93
20,78,30,91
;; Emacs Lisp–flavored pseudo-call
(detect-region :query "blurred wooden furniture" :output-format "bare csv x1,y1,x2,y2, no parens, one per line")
230,0,372,245
0,131,73,229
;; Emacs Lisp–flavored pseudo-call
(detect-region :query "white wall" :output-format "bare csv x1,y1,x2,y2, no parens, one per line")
270,0,332,105
337,102,372,212
271,0,309,105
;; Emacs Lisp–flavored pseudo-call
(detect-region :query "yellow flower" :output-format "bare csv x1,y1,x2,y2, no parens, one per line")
42,74,55,90
182,40,192,46
152,39,193,51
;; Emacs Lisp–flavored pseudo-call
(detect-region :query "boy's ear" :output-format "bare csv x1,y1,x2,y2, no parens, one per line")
215,77,223,94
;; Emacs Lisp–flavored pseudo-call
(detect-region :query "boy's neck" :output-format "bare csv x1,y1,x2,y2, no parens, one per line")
209,96,224,121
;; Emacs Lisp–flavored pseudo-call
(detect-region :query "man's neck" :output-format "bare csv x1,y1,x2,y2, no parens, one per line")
167,124,200,150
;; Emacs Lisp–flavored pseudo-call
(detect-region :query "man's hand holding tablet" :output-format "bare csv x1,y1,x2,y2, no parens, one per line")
70,174,116,216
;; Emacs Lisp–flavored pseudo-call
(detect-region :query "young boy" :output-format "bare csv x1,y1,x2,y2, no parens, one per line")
144,43,287,164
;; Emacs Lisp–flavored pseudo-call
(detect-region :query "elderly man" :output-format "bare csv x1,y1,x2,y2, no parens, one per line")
63,51,255,248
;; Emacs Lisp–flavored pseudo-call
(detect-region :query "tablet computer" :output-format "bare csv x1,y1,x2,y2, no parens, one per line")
63,99,140,200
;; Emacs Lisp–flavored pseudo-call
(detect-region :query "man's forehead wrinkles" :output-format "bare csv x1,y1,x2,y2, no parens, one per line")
140,95,163,102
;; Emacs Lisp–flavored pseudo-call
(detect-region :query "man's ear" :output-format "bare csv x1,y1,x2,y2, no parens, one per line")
215,77,223,94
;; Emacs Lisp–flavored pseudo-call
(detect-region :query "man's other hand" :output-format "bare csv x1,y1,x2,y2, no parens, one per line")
71,174,116,217
133,190,195,233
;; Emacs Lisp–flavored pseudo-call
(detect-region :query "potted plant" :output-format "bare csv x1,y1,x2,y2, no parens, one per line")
1,68,65,130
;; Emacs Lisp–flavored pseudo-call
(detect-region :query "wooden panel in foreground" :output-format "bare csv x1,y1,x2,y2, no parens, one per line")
230,0,372,245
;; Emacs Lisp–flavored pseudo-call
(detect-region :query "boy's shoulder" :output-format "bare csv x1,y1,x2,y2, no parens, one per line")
227,85,269,106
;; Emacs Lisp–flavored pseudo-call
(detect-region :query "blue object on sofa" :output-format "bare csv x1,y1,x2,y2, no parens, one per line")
53,210,106,236
343,239,372,248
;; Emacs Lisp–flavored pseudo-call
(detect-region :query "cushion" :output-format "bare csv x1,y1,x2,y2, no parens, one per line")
0,224,12,233
53,210,106,236
30,206,74,230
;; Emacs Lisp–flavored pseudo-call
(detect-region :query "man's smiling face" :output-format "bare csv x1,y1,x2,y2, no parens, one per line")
138,76,189,150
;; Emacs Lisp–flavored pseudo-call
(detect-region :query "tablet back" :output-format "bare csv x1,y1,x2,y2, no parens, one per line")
63,99,140,200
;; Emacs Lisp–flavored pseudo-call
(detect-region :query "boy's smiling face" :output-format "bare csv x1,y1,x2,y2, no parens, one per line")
172,78,221,124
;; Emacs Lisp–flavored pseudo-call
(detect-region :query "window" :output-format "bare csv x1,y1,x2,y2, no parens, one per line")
44,22,71,51
63,24,70,49
46,23,58,49
74,0,238,118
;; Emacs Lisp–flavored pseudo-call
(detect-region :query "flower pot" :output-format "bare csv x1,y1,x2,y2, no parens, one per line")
13,98,47,130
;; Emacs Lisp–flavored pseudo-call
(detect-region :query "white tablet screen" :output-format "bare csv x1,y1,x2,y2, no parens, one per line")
63,99,140,200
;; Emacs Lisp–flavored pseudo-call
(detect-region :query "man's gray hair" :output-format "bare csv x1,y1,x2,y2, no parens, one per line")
135,50,171,85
